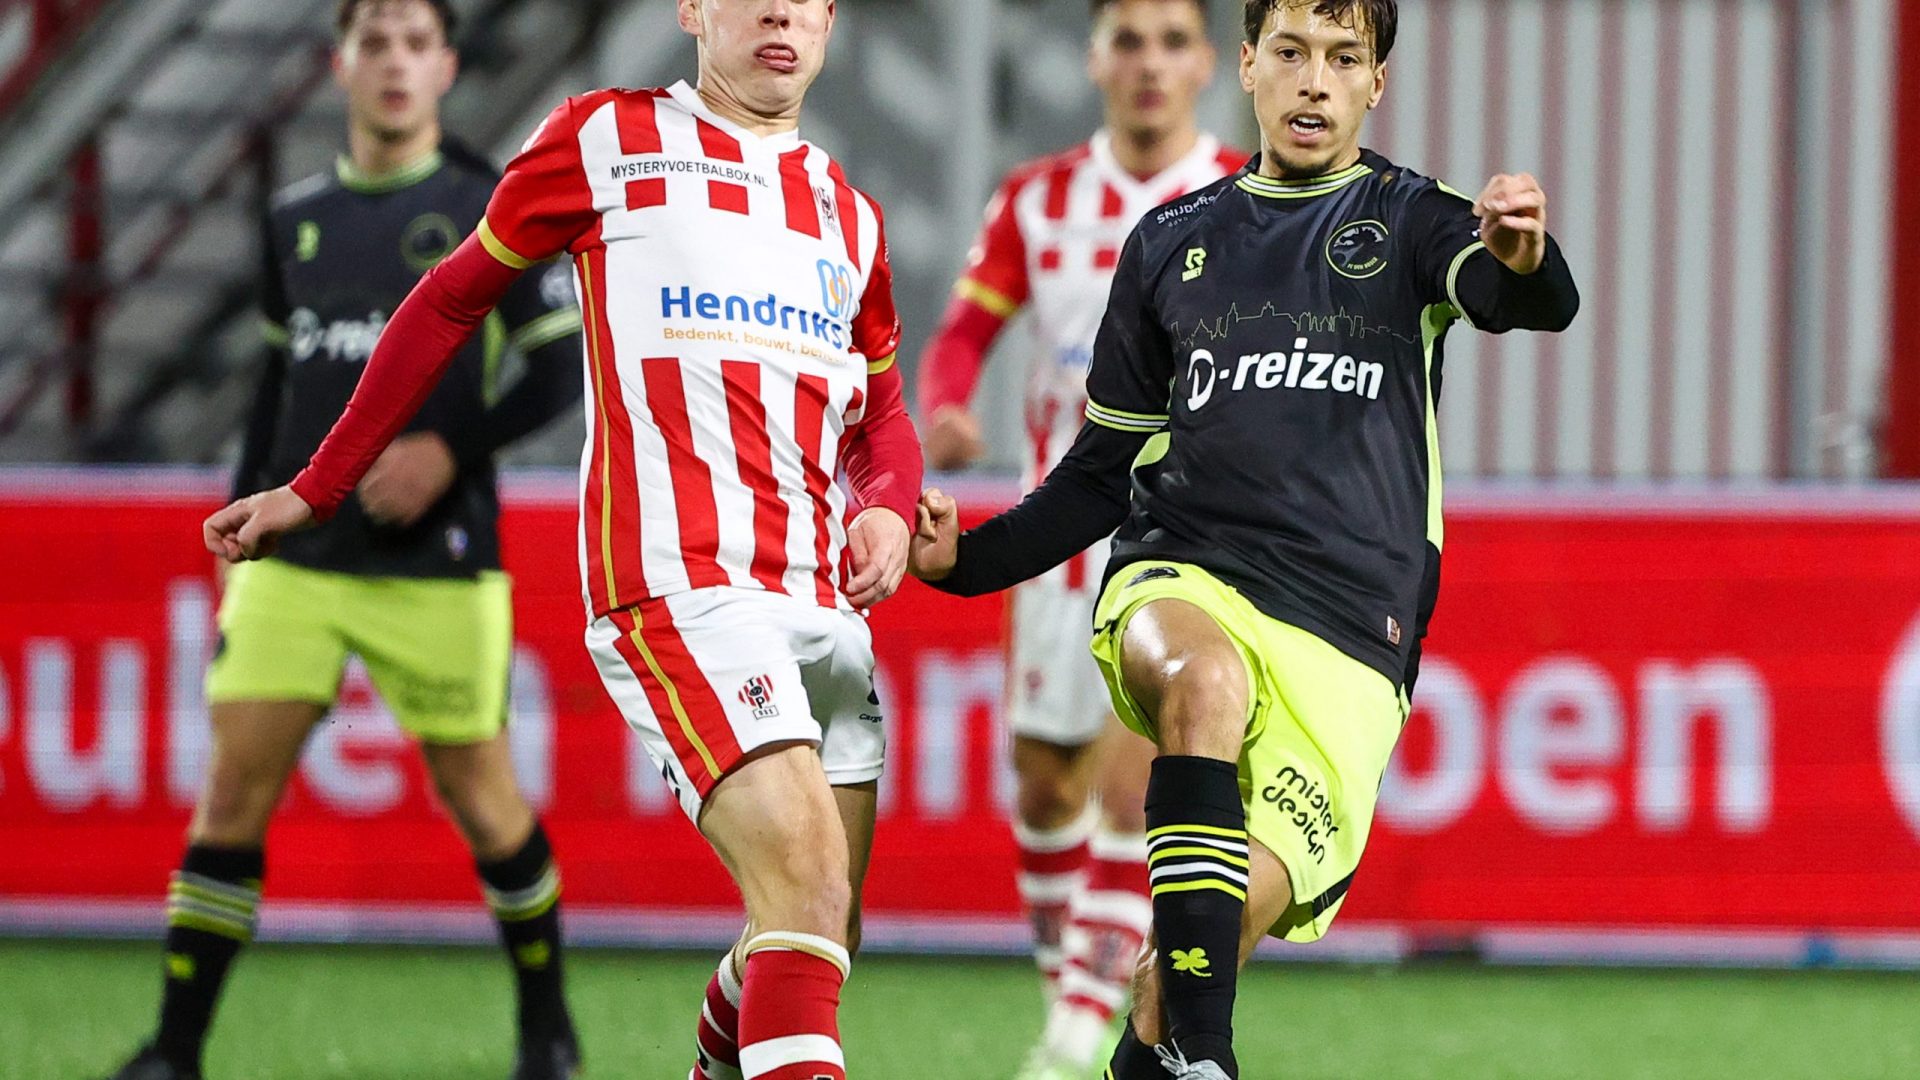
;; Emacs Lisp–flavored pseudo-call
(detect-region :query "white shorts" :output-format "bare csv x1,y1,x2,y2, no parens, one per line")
585,588,886,823
1006,576,1110,746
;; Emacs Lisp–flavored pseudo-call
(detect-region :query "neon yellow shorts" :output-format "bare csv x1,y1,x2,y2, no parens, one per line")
206,559,513,744
1089,560,1405,943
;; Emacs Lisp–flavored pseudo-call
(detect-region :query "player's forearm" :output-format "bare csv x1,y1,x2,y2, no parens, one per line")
930,421,1141,597
230,347,287,502
845,364,924,527
289,234,521,519
442,335,585,465
916,294,1006,415
1457,237,1580,334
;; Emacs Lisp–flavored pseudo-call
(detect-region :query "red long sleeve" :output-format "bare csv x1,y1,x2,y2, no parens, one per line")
844,362,924,528
916,293,1007,416
289,233,522,519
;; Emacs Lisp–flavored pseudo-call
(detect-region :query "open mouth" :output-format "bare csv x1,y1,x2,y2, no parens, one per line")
757,43,799,74
1289,114,1330,138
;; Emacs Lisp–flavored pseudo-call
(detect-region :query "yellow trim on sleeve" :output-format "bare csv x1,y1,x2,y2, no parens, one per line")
260,319,289,348
1445,241,1487,331
955,278,1021,319
1085,400,1169,433
478,218,535,270
866,352,897,376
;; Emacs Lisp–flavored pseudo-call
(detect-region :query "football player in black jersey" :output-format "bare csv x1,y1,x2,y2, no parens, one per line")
910,1,1578,1077
104,3,583,1079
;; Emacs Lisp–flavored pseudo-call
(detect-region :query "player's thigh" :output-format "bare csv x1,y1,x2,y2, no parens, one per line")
204,559,351,710
192,700,328,843
584,590,829,824
348,571,514,745
1091,566,1257,760
701,743,852,936
417,732,534,861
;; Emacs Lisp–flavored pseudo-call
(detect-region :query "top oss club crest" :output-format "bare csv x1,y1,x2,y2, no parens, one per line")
1326,219,1390,280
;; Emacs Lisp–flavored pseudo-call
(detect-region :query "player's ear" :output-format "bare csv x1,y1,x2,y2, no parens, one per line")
676,0,703,39
1368,60,1386,110
438,42,459,95
330,45,349,91
1239,41,1256,94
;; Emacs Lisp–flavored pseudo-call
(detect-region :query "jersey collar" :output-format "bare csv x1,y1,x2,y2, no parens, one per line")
667,80,804,148
335,149,444,194
1089,128,1222,197
1235,157,1372,200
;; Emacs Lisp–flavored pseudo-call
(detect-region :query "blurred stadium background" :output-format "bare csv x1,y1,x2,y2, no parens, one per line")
2,0,1919,1077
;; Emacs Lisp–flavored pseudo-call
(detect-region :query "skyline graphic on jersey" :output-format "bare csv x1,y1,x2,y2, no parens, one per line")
1171,303,1415,353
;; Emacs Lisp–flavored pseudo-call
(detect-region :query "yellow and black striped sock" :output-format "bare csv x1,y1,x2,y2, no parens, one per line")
1144,755,1246,1077
154,844,263,1071
478,821,571,1040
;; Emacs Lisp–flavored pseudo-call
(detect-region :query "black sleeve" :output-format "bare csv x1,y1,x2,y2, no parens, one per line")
1450,238,1580,334
929,421,1145,597
930,225,1170,597
1409,182,1580,334
438,259,584,464
233,218,292,500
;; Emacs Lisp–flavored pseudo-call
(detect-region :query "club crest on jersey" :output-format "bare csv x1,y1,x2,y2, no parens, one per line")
817,259,855,320
813,186,841,233
1327,220,1390,279
739,675,779,720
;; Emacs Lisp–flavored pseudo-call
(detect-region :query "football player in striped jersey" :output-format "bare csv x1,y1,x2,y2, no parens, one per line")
203,2,923,1078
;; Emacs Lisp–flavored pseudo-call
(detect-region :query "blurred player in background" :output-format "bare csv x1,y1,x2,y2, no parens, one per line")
104,2,584,1078
201,1,923,1079
912,0,1580,1075
917,1,1242,1075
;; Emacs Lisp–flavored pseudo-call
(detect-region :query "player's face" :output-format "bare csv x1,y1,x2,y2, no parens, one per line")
1239,2,1385,178
334,1,455,144
680,0,836,120
1089,0,1216,142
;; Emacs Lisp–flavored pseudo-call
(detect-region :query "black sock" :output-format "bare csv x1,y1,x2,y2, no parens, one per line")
478,821,571,1040
1145,756,1246,1075
154,844,264,1070
1106,1016,1165,1079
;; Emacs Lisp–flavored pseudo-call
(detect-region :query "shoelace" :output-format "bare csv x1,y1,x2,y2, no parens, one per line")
1154,1042,1231,1079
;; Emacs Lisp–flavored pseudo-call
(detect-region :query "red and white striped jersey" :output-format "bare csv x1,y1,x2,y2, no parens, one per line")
477,82,902,617
956,131,1245,590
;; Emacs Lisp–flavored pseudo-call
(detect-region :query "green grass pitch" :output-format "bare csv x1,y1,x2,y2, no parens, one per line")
10,938,1920,1079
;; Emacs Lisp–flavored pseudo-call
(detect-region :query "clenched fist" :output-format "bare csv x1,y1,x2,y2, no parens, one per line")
1473,173,1549,276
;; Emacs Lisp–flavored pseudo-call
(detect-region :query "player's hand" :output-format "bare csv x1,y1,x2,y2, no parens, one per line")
203,485,314,563
924,405,987,472
845,506,912,610
1473,173,1548,275
359,431,457,528
908,487,960,582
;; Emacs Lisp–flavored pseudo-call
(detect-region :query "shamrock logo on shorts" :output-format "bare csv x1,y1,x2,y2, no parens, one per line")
1170,947,1213,978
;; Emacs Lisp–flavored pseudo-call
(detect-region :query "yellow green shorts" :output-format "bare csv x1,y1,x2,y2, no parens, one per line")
206,559,513,744
1090,560,1405,943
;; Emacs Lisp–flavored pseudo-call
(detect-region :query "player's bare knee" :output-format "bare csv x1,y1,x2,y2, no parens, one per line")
1152,651,1250,758
1014,764,1088,829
